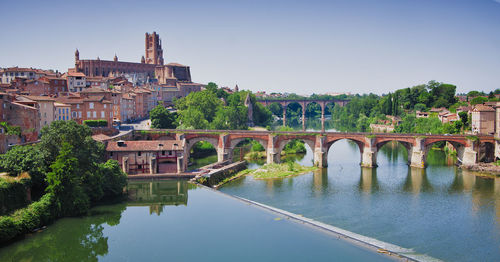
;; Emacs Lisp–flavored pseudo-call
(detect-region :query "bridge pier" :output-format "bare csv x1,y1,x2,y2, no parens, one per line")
218,134,231,162
313,136,328,167
267,134,280,164
462,143,478,166
361,138,377,167
321,105,325,132
282,107,286,127
410,138,426,168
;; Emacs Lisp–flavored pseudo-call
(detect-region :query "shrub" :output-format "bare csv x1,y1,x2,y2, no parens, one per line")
0,193,57,244
0,178,30,215
83,119,108,127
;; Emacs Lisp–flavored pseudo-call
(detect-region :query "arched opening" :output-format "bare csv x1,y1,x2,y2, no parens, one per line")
424,140,465,166
267,102,284,126
479,142,495,163
230,138,267,165
323,102,336,131
324,102,336,116
326,138,364,167
278,138,315,166
285,102,303,128
304,102,322,130
186,140,218,170
375,140,412,166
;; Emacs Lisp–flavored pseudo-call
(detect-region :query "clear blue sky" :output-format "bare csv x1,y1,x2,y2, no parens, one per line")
1,0,499,95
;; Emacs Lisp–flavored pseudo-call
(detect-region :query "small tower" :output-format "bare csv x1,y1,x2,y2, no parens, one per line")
234,84,239,92
114,54,118,62
75,49,80,62
141,56,145,64
244,93,254,127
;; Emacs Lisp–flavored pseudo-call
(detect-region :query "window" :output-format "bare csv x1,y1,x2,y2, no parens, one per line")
87,111,90,118
93,111,96,118
101,111,104,118
89,102,94,109
110,112,113,118
104,104,107,109
162,151,165,155
59,108,61,114
79,111,82,118
138,152,142,156
76,104,80,109
110,152,113,156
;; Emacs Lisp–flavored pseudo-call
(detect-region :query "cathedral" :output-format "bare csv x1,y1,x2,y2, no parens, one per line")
73,32,193,83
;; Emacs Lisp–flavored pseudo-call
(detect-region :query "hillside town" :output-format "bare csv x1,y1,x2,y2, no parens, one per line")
0,32,203,152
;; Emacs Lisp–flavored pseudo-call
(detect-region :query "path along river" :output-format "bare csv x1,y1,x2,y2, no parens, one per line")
220,138,500,262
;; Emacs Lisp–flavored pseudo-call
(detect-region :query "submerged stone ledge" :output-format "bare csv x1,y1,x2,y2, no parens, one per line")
201,184,443,262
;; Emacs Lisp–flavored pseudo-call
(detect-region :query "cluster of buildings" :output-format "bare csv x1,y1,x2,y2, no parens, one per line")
0,32,203,152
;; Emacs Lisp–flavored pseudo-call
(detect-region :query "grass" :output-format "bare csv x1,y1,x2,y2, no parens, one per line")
242,162,318,179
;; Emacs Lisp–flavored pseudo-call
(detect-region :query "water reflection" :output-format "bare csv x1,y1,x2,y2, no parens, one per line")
0,203,126,261
402,167,433,194
312,168,329,195
127,180,191,215
359,168,380,194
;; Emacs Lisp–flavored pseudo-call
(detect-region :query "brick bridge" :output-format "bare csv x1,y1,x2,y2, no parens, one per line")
256,99,349,131
130,130,495,172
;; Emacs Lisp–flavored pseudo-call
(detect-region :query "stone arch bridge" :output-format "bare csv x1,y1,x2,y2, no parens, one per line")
130,130,495,172
257,99,349,131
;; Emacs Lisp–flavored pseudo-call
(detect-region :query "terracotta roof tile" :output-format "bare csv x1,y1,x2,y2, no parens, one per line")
107,140,183,152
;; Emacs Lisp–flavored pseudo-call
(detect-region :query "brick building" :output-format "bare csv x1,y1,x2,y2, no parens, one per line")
106,140,185,174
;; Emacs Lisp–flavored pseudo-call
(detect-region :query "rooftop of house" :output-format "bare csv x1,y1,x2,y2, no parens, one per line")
473,104,495,112
106,140,184,152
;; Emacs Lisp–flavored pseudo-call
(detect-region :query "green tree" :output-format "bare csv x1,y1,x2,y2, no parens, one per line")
0,145,47,188
97,160,127,198
458,111,469,127
46,142,90,216
470,96,487,105
150,105,176,129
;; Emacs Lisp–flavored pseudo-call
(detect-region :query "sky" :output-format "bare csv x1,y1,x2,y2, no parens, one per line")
0,0,499,95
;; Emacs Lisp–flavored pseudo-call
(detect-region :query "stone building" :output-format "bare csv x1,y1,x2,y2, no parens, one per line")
106,140,185,174
471,104,495,135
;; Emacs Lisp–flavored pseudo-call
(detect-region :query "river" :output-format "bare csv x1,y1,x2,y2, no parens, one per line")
0,179,392,261
219,138,500,262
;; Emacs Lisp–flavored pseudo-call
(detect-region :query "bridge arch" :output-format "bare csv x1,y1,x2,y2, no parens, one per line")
375,139,414,165
185,136,220,166
285,102,304,127
325,138,366,164
479,141,495,163
228,137,268,161
424,139,466,164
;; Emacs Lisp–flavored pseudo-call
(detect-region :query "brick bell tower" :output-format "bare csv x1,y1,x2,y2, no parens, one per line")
145,32,164,65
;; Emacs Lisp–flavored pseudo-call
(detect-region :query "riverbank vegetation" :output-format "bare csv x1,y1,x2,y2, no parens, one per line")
0,121,127,243
329,81,499,134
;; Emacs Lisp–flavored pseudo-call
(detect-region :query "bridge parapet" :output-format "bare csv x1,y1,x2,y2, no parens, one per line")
131,130,494,169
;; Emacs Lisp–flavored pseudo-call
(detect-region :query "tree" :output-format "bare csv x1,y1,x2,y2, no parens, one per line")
175,90,223,127
46,142,90,216
268,102,283,117
97,160,127,198
0,145,47,188
458,111,469,127
470,96,487,105
150,105,176,129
